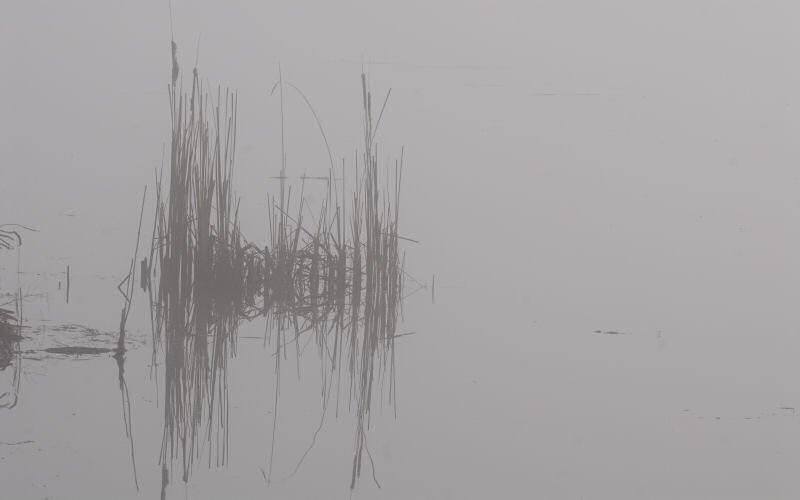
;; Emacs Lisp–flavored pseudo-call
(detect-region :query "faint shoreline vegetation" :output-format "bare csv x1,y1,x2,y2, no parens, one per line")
0,296,22,410
0,307,20,370
0,227,29,411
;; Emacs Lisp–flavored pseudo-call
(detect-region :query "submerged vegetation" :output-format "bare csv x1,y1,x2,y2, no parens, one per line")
147,42,409,492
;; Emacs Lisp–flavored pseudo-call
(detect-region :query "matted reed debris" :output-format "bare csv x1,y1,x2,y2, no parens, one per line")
145,43,410,491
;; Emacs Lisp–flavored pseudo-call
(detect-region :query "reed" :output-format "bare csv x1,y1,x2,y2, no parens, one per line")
0,293,23,411
113,185,148,492
259,73,405,490
145,42,408,491
0,230,21,250
0,307,18,370
150,44,242,486
0,224,37,250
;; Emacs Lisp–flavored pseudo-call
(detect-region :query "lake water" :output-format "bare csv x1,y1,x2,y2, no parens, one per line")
3,2,800,499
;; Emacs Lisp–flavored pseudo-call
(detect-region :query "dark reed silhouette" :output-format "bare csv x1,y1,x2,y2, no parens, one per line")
0,298,23,411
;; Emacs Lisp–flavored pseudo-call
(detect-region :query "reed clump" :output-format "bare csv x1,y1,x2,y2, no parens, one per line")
148,50,241,487
0,295,22,410
0,307,18,370
146,43,407,491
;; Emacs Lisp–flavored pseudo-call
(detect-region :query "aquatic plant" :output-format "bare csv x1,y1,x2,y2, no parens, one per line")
149,44,241,488
0,297,22,410
145,41,409,492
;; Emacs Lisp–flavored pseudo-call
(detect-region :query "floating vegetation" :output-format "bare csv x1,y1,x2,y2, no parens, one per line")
42,346,116,356
27,323,142,353
0,321,144,365
50,323,105,335
146,42,409,492
593,330,630,335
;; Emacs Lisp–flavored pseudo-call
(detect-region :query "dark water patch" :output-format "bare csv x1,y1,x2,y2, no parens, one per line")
42,346,116,356
593,329,631,335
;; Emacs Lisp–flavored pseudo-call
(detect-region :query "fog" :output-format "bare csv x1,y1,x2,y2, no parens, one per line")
2,2,800,499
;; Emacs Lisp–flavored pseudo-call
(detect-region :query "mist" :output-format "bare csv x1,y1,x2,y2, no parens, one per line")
2,2,800,499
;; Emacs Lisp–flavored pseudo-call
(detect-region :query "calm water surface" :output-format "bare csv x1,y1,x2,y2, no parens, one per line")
3,2,800,499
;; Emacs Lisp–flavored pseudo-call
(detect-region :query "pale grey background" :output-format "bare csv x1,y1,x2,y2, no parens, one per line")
2,2,800,499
